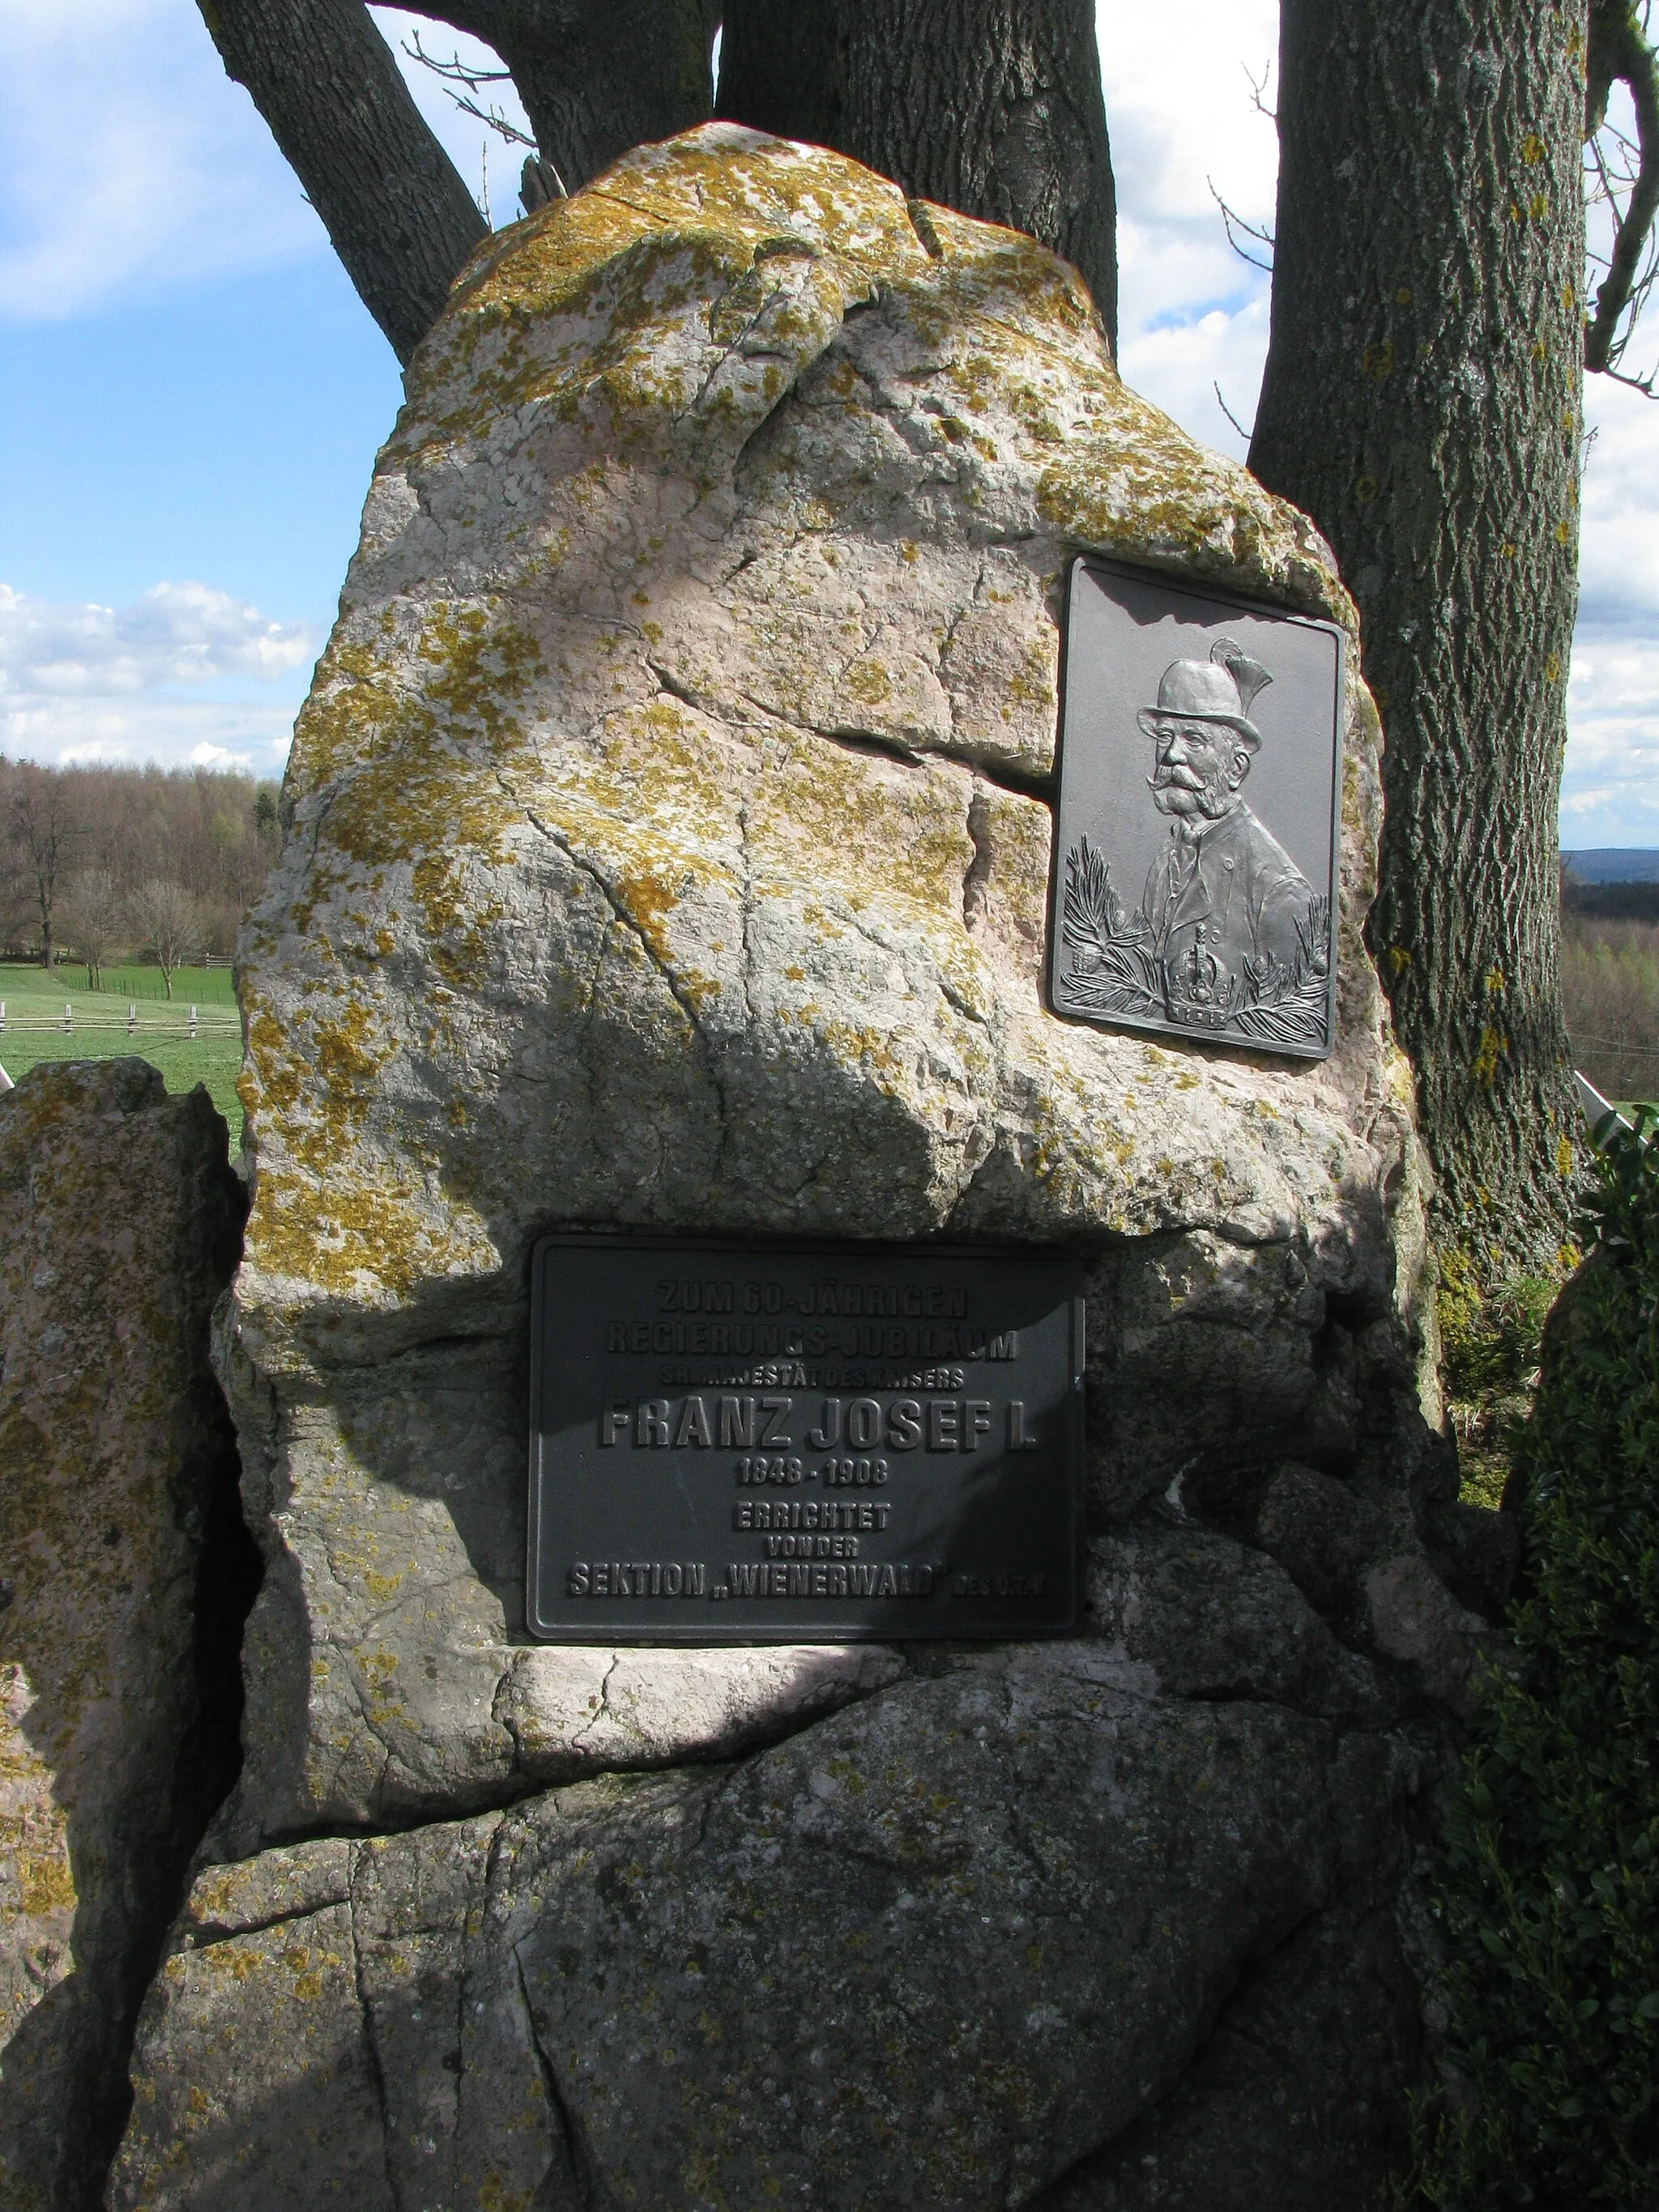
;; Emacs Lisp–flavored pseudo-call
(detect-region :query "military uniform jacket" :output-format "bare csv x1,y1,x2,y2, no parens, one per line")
1140,803,1316,1030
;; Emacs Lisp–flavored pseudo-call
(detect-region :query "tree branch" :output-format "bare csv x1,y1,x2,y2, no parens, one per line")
416,0,720,194
1585,0,1659,378
197,0,488,364
402,27,538,152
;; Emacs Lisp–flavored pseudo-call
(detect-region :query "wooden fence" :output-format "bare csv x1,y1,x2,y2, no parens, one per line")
0,1001,240,1041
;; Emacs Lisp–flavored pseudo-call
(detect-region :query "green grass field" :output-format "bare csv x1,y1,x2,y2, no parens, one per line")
0,961,244,1141
1,958,237,1004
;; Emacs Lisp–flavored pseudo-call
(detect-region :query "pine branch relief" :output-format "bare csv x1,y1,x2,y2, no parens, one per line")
1059,837,1330,1049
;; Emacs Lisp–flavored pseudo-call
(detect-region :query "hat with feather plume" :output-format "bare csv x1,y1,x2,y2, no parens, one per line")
1137,637,1273,752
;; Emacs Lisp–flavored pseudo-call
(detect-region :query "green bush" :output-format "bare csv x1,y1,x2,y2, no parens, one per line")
1412,1110,1659,2207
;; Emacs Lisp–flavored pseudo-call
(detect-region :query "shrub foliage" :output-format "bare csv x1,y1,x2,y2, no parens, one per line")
1415,1110,1659,2206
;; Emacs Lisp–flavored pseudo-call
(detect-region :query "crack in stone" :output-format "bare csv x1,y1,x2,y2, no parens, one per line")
680,275,801,419
524,807,736,1185
512,1941,592,2206
179,1884,353,1952
740,688,1052,807
569,1652,623,1750
1022,1886,1341,2210
962,782,996,934
646,658,712,713
348,1867,406,2212
736,791,760,1029
523,811,703,1035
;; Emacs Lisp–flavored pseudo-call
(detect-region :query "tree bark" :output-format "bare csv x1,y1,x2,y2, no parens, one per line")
1249,1,1586,1272
427,0,719,194
717,0,1117,349
198,0,488,364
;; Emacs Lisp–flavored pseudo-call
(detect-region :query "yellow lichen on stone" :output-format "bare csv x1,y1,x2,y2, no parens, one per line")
211,123,1412,1869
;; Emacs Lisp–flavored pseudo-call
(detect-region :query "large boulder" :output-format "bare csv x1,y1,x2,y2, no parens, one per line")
117,124,1487,2207
0,1062,247,2212
214,119,1432,1856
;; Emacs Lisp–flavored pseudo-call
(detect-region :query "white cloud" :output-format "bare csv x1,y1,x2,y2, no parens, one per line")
1580,376,1659,632
0,578,309,774
1561,628,1659,846
4,692,295,774
1098,0,1280,462
0,582,317,697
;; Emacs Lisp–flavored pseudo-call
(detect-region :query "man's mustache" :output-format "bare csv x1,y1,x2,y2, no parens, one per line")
1149,762,1210,793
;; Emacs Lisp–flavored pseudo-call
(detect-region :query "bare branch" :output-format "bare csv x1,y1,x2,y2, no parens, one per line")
433,0,719,198
1596,353,1658,394
1244,58,1276,123
1584,0,1659,385
1213,381,1254,441
1208,178,1274,273
402,24,514,90
403,27,538,149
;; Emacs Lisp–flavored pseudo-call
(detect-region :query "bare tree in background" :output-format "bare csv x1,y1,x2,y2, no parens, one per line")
59,869,126,991
6,767,83,970
0,762,284,957
128,880,208,1000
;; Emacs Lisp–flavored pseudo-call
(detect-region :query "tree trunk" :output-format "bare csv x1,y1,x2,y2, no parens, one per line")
197,0,488,363
717,0,1117,349
1249,0,1585,1273
430,0,719,194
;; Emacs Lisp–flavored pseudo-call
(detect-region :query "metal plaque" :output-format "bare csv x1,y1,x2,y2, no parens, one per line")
1050,558,1344,1060
527,1238,1083,1642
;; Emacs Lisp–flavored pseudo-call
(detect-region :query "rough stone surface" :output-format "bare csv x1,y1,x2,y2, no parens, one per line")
114,125,1494,2209
114,1640,1443,2212
0,1061,245,2211
213,120,1431,1858
115,1517,1465,2209
1035,1901,1423,2210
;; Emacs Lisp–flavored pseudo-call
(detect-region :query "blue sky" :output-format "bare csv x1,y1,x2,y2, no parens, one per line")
3,0,1657,844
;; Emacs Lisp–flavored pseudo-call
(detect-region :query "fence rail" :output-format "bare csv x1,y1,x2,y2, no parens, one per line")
0,1000,239,1041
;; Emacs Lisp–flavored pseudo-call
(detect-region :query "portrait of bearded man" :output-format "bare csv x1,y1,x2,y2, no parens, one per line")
1052,560,1339,1057
1136,637,1317,1030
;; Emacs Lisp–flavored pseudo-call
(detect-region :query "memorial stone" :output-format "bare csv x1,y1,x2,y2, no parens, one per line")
109,124,1497,2210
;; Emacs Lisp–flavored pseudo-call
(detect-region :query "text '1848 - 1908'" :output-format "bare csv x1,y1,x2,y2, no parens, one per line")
527,1238,1084,1642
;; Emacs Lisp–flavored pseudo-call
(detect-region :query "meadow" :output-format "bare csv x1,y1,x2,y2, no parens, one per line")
0,960,243,1138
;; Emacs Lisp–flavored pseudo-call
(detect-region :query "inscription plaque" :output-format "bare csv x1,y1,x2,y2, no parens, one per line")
527,1238,1083,1641
1050,558,1343,1060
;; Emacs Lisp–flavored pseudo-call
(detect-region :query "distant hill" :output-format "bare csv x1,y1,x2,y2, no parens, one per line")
1563,850,1659,884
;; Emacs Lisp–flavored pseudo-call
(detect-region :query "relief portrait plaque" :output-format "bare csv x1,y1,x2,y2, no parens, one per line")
1050,558,1344,1060
527,1238,1084,1642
